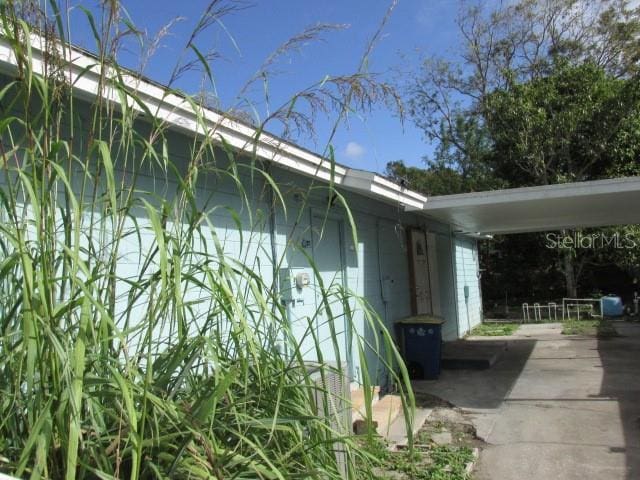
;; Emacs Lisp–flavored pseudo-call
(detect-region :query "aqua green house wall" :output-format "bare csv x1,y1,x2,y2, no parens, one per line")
269,168,415,385
0,77,481,387
106,152,467,385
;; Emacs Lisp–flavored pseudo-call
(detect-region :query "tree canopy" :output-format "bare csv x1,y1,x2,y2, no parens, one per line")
394,0,640,303
485,61,640,186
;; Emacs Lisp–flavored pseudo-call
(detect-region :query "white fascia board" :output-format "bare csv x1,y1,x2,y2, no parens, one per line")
0,33,432,209
0,34,346,184
342,169,427,210
372,174,424,201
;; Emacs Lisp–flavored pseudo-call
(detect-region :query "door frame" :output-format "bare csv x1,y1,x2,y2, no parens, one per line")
407,227,433,316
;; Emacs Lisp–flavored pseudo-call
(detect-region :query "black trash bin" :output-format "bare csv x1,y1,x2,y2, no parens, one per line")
396,315,444,380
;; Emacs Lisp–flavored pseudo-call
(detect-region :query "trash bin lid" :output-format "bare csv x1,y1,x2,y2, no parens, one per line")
396,315,444,325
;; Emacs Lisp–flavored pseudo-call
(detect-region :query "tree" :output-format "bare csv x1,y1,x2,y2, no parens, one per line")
402,0,640,300
486,63,640,296
385,116,502,195
408,0,640,153
485,62,640,185
385,160,465,196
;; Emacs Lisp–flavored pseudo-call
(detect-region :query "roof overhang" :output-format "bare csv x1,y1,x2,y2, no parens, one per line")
0,33,427,211
4,33,638,229
422,177,640,235
341,169,426,210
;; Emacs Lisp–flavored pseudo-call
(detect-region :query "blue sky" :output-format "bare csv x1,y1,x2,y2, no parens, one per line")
67,1,466,172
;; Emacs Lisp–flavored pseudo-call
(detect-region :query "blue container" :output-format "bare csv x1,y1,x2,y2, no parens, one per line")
396,316,444,380
602,295,624,317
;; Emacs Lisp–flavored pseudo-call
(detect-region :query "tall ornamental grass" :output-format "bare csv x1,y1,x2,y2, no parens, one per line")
0,1,414,478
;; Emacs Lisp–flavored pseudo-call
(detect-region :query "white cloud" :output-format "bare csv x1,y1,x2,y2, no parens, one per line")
344,141,365,159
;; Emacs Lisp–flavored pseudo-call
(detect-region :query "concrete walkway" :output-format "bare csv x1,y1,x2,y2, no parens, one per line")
413,322,640,479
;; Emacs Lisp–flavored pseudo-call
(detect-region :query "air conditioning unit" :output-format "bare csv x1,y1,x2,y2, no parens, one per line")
307,362,352,478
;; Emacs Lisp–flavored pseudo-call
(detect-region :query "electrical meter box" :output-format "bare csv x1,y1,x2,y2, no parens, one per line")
279,268,309,305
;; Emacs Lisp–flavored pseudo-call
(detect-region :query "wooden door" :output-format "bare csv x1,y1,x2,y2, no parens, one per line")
408,228,433,315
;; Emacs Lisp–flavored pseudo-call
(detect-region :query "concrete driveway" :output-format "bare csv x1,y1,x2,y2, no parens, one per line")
413,322,640,480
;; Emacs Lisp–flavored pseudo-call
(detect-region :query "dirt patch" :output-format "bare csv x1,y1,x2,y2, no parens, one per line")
414,407,486,450
368,405,485,479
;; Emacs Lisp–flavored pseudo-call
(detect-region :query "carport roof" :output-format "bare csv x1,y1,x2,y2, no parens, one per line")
422,177,640,235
